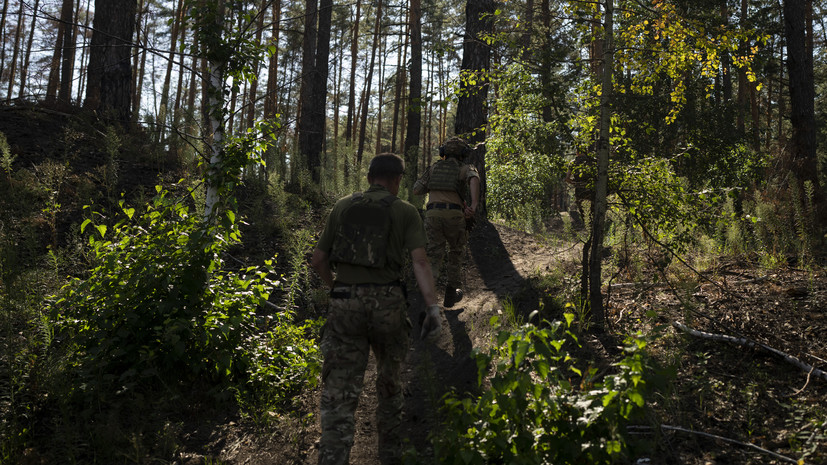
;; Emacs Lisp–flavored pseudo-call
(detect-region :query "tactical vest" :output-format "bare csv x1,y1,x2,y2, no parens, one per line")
329,193,398,268
426,158,463,195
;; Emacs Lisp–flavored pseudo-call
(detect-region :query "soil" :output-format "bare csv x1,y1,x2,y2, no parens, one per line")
176,218,827,465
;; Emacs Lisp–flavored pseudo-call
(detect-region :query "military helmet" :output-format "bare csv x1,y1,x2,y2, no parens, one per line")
439,137,470,159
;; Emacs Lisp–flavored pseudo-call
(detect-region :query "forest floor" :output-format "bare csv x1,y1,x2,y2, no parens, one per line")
178,218,827,465
2,105,825,464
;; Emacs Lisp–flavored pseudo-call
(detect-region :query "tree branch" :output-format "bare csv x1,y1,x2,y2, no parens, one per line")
672,320,827,383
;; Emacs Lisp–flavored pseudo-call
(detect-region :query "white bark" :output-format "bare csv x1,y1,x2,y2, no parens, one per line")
672,320,827,382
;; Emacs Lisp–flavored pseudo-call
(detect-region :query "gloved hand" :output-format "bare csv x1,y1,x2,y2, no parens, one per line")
420,304,442,340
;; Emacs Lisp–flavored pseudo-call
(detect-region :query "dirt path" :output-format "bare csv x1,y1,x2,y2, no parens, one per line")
303,220,578,464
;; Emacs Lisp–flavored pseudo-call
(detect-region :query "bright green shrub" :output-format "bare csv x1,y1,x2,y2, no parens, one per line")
49,189,319,401
433,316,668,464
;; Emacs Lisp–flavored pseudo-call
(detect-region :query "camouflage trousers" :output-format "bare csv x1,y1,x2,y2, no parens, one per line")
424,209,467,288
318,285,411,465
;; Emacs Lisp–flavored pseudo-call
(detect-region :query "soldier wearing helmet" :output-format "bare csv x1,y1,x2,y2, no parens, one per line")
413,137,480,308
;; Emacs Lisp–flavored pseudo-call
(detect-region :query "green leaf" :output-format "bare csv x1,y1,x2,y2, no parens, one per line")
95,224,107,238
81,219,91,233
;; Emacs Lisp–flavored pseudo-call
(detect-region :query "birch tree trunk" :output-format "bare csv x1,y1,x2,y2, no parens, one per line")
204,0,227,221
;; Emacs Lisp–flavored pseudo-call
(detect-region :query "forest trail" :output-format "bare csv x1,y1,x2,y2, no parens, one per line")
213,219,582,465
321,220,578,464
176,213,827,465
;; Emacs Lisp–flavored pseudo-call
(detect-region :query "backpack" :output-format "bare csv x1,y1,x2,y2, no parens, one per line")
329,192,398,268
426,158,463,195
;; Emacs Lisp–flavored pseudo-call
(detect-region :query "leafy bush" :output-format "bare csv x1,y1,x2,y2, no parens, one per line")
486,63,567,221
49,188,319,401
432,316,669,464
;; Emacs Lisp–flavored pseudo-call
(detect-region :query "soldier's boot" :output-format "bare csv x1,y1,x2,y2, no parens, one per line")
443,287,463,307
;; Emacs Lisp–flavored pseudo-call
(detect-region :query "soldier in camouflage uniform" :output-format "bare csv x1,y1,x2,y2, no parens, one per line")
413,137,480,308
311,153,441,465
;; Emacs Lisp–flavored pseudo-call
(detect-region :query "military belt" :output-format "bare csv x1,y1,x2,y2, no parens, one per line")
330,281,405,299
426,202,462,210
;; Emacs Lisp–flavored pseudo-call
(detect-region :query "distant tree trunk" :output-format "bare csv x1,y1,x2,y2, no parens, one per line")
720,1,732,104
245,0,268,130
403,0,421,201
521,0,534,61
57,0,77,106
158,0,183,139
344,0,362,147
540,0,553,122
5,0,24,103
375,31,386,155
76,0,92,104
736,0,748,135
263,0,280,120
19,0,41,98
783,0,824,226
0,0,9,88
297,0,316,180
589,0,613,334
46,9,66,104
390,9,407,154
132,0,149,123
332,39,343,177
356,0,382,166
455,0,495,218
85,0,138,125
298,0,332,183
398,10,409,154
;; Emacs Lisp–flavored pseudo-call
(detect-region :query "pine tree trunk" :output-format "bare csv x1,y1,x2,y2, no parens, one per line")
402,0,421,200
390,8,407,154
85,0,138,125
46,9,66,104
158,0,183,140
76,0,91,104
5,0,24,103
455,0,495,217
375,31,386,155
19,0,41,98
783,0,824,225
356,0,382,166
344,0,361,146
0,0,9,87
263,0,280,120
245,1,268,130
57,0,77,106
132,0,148,123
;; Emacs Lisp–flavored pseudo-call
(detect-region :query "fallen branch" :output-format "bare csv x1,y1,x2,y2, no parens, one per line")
672,321,827,383
658,424,801,464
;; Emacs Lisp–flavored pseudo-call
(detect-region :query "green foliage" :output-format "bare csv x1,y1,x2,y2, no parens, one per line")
49,188,318,402
617,155,713,254
432,318,669,464
0,131,14,181
487,63,567,221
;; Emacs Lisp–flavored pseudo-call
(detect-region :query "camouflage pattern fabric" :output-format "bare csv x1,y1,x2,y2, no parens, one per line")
424,209,467,288
329,194,397,269
318,285,411,465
